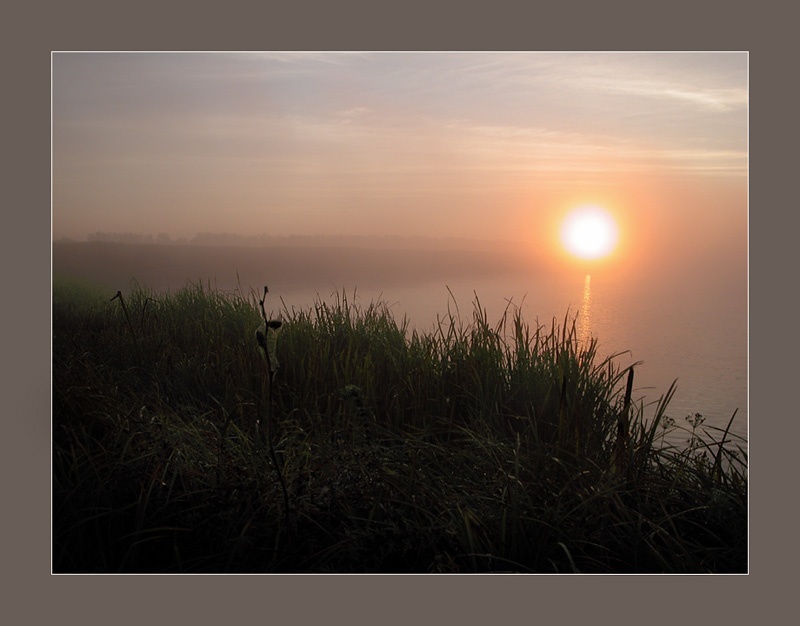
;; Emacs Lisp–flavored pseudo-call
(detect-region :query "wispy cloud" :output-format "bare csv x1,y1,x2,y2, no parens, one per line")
586,77,747,112
52,52,748,240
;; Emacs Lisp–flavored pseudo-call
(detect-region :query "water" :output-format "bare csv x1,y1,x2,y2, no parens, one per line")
53,242,748,452
271,270,748,452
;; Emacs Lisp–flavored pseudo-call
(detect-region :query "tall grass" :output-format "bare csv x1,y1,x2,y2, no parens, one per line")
52,279,747,573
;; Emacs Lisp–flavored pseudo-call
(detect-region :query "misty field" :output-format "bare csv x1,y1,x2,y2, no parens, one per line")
52,276,747,573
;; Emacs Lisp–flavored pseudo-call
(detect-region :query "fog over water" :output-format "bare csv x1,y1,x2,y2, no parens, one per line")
53,238,747,450
52,52,748,452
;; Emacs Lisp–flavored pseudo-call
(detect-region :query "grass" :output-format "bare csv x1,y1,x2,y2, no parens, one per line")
52,278,747,573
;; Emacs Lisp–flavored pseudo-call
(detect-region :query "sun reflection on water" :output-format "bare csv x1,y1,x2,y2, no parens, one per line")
578,273,592,345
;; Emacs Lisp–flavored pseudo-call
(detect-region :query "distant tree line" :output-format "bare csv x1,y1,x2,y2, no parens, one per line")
77,232,510,252
86,232,190,245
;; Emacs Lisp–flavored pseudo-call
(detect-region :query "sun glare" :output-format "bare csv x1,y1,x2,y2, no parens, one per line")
560,205,619,260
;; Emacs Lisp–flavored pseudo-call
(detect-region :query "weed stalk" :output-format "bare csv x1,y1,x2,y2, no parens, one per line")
257,286,290,528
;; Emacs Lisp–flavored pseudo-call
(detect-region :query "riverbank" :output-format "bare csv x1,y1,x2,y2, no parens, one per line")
52,278,747,573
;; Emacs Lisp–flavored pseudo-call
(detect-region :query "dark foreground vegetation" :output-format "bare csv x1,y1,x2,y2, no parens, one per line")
52,276,747,573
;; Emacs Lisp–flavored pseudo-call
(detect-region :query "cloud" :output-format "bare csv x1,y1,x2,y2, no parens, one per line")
336,106,373,120
52,52,748,241
588,77,747,112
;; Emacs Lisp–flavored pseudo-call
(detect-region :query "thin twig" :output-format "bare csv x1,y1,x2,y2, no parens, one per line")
615,366,634,474
258,286,290,527
110,290,136,340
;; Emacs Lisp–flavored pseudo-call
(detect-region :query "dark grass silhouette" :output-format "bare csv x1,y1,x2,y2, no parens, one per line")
52,279,747,573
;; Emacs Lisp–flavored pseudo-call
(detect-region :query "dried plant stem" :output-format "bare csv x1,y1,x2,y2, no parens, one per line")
110,291,136,342
258,286,290,527
615,366,634,474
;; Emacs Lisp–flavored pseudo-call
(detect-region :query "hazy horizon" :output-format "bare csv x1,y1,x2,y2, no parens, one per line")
52,51,747,284
54,230,528,249
51,51,748,447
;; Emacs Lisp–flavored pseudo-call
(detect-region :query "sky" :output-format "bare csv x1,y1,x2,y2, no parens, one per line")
52,51,747,273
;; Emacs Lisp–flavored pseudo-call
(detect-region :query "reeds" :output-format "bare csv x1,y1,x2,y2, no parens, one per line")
52,279,747,573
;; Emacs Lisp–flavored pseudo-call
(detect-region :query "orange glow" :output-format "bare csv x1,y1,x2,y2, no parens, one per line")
560,205,619,260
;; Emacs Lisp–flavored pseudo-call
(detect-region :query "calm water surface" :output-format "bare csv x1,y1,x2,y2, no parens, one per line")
270,270,748,451
54,242,748,452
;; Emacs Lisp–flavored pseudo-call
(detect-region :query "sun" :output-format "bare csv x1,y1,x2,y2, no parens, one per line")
560,205,619,260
